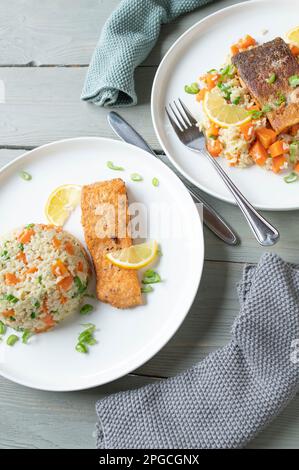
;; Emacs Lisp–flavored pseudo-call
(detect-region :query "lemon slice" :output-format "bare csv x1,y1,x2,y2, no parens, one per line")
285,26,299,46
45,184,81,226
203,92,251,128
106,240,158,270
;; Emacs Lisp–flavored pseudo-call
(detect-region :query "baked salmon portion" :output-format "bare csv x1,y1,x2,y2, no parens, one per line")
232,37,299,133
81,179,142,309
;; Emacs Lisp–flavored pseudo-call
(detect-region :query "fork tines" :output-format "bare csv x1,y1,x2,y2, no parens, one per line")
165,98,197,134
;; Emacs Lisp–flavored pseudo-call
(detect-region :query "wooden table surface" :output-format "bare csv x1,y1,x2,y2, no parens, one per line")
0,0,299,449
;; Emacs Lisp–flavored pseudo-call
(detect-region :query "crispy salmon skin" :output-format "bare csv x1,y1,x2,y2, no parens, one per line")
232,37,299,133
81,179,142,309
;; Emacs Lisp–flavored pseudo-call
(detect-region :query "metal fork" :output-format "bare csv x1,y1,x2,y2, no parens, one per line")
165,99,279,246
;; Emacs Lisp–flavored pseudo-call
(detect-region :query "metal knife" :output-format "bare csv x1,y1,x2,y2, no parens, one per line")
107,111,239,246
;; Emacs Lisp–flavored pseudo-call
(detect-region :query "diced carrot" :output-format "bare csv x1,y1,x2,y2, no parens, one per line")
269,140,285,158
294,162,299,173
52,237,61,249
57,275,73,291
239,34,256,49
2,309,15,318
206,139,223,157
196,88,207,102
16,251,27,265
256,128,277,149
206,123,219,138
290,45,299,56
77,261,84,273
64,241,74,256
240,122,254,141
43,313,55,327
231,44,240,56
291,124,299,136
272,155,287,173
5,273,21,285
204,73,220,91
52,259,69,277
18,228,35,244
42,297,49,314
249,141,268,166
26,266,38,275
60,295,67,304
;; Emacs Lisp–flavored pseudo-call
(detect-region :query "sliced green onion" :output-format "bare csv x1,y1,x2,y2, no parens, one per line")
37,275,42,284
262,104,273,113
217,82,231,101
0,250,10,260
131,173,143,182
76,343,88,353
0,320,6,335
80,323,96,331
284,172,298,184
18,243,24,251
275,93,286,107
266,73,276,84
184,82,199,94
232,96,241,105
290,141,299,163
25,223,35,229
80,304,94,315
142,270,161,285
30,312,36,319
6,334,19,346
249,110,263,119
152,177,159,187
207,68,218,74
20,171,32,181
106,161,124,171
141,285,154,294
85,337,97,346
5,294,19,304
220,64,236,78
289,74,299,88
34,300,40,309
74,276,87,295
22,330,32,344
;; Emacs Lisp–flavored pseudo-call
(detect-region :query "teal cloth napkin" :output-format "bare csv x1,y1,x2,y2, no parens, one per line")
81,0,214,107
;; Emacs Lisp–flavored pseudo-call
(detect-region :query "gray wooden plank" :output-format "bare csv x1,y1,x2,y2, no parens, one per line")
0,374,157,449
0,0,242,66
0,66,158,148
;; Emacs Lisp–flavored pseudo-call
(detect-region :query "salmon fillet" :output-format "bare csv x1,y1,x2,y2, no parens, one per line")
81,179,142,309
232,37,299,133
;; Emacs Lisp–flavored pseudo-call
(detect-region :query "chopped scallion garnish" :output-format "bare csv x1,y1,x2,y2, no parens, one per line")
80,304,94,315
184,82,199,94
289,75,299,88
107,161,124,171
6,335,19,346
284,172,298,184
22,330,32,344
141,285,154,294
20,171,32,181
266,73,276,84
131,173,143,182
142,270,161,285
0,320,6,335
152,177,159,187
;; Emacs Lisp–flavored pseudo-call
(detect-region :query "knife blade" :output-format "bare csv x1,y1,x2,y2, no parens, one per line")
107,111,239,246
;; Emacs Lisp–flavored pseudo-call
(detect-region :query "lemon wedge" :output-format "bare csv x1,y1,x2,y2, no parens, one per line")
45,184,81,226
286,26,299,46
106,240,158,270
203,92,251,128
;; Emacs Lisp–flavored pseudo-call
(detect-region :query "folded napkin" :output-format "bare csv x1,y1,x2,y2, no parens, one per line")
96,253,299,448
81,0,214,107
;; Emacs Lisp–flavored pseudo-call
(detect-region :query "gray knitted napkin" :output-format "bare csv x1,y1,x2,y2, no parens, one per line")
96,253,299,449
81,0,214,107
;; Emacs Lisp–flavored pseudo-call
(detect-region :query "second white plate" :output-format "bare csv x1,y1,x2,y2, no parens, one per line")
151,0,299,210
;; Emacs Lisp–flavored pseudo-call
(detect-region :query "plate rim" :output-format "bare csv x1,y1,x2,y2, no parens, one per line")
0,136,204,391
151,0,299,212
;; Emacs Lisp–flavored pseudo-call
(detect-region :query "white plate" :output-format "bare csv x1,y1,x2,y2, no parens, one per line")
152,0,299,211
0,137,203,391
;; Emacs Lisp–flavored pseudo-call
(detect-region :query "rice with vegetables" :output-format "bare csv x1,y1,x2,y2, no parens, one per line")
186,33,299,183
0,224,90,333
